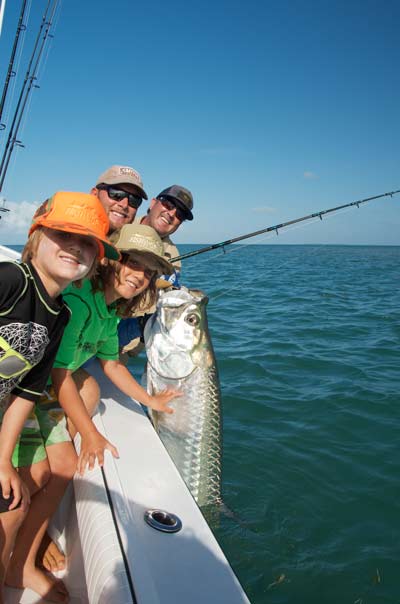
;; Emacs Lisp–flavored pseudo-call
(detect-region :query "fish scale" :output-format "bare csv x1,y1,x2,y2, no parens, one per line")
144,287,222,509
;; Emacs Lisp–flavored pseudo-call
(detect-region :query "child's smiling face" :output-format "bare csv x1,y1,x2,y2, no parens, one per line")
33,228,98,294
111,255,154,301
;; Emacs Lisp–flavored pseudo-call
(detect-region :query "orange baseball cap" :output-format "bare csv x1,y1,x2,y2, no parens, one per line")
29,191,120,260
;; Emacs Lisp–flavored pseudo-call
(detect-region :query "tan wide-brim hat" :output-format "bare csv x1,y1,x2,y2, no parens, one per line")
110,224,174,275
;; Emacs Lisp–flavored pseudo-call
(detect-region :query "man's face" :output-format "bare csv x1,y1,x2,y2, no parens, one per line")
145,197,185,237
91,184,141,233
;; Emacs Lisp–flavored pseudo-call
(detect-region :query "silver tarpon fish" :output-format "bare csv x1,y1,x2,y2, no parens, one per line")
144,287,222,509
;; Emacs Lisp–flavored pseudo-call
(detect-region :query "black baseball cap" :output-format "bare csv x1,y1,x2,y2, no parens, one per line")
156,185,194,221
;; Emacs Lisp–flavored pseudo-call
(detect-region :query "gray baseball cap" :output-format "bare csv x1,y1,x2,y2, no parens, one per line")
156,185,193,221
96,165,148,200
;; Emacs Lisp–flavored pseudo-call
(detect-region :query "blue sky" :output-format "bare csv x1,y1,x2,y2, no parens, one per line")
0,0,399,245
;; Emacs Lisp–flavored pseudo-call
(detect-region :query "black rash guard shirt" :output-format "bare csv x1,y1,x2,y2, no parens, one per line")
0,261,70,406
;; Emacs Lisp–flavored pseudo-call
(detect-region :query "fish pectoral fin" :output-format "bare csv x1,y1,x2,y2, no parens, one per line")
201,500,259,533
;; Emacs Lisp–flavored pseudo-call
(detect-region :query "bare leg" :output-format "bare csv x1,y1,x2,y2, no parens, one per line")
0,508,27,602
6,443,77,602
39,369,100,573
0,459,50,602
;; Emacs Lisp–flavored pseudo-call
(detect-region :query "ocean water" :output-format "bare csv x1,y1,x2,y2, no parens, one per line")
6,243,399,603
178,244,400,604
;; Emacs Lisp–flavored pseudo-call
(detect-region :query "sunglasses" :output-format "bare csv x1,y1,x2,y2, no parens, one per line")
97,185,143,209
157,196,186,222
121,253,157,279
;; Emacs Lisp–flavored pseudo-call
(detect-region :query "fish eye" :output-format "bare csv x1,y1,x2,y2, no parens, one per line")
185,313,200,326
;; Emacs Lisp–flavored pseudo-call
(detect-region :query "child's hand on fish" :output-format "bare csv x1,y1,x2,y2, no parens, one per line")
77,429,119,475
148,388,183,413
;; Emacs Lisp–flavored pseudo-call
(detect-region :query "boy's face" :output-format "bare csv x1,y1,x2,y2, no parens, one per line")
108,256,154,303
33,229,98,292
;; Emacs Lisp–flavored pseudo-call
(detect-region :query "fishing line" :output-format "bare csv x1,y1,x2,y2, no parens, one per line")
0,0,29,127
182,200,377,272
187,202,394,303
35,0,62,81
182,215,343,303
18,0,61,142
171,189,400,264
0,0,32,138
6,76,38,185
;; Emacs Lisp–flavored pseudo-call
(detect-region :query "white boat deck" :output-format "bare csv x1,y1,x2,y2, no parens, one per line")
1,246,250,604
74,361,250,603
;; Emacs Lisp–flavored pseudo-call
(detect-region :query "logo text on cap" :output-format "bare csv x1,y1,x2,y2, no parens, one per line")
65,205,103,232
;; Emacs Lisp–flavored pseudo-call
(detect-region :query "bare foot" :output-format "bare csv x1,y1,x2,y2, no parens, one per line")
37,533,66,572
6,565,69,603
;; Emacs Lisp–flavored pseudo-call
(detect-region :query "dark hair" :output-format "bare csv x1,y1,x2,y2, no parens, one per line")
91,256,158,318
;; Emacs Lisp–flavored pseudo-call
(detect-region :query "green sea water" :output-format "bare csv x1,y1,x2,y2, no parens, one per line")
180,244,399,604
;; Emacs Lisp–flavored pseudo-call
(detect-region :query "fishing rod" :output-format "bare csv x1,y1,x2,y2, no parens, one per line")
0,0,57,193
0,0,29,129
171,188,400,263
